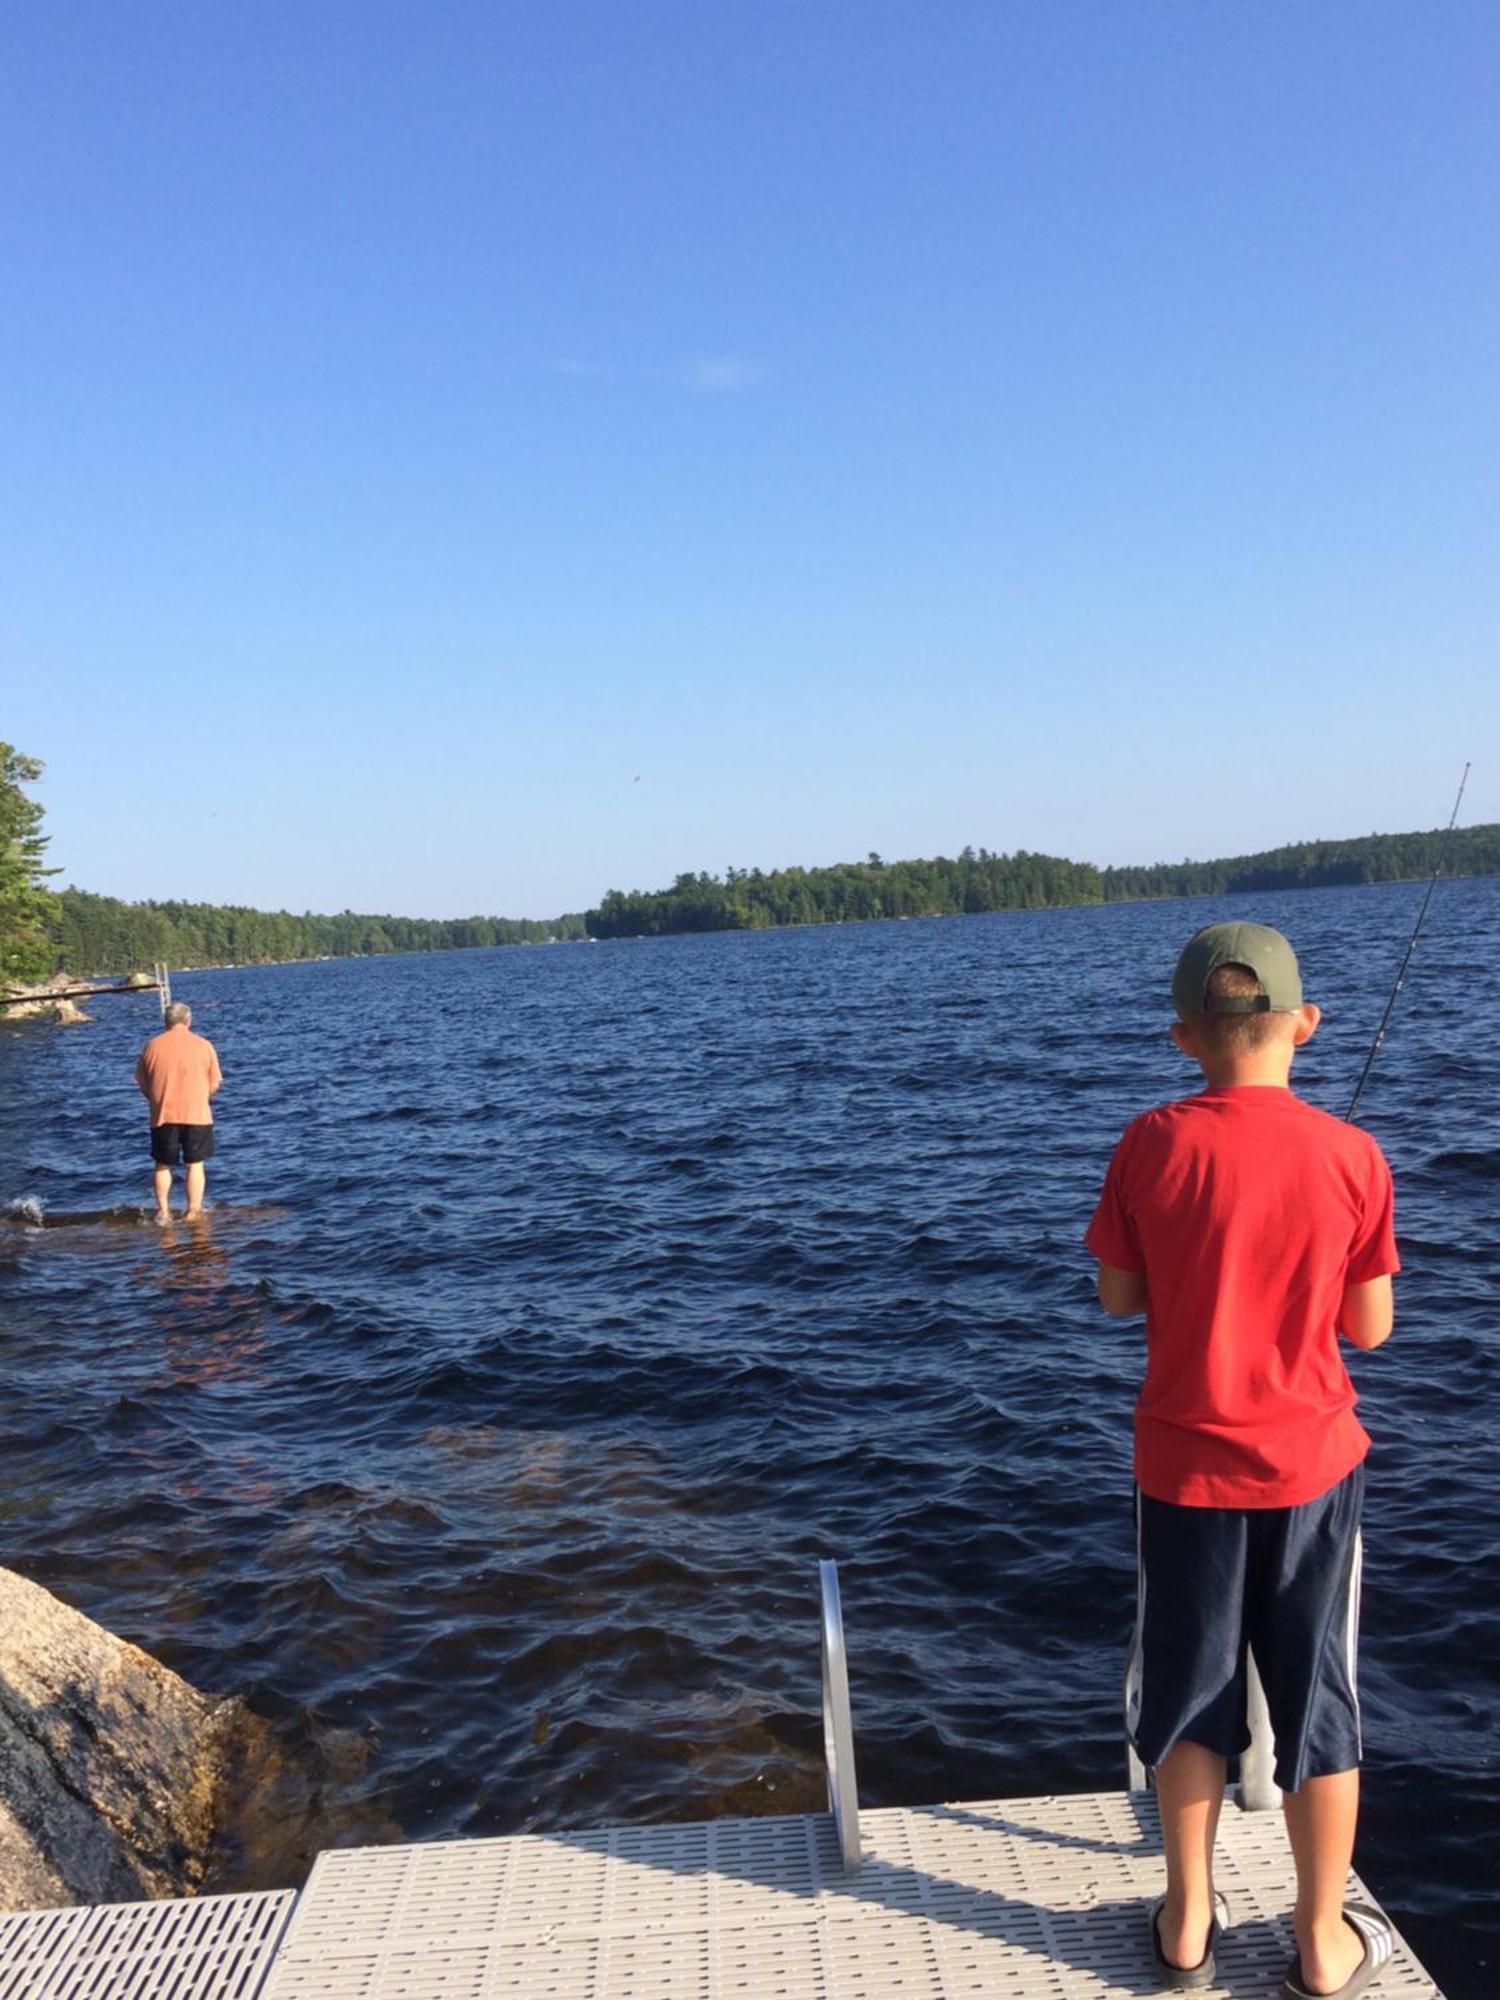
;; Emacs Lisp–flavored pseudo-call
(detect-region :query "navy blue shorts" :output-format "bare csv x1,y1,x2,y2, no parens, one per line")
1126,1465,1364,1792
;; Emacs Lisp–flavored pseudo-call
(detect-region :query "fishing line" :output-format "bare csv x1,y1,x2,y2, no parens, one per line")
1344,761,1471,1124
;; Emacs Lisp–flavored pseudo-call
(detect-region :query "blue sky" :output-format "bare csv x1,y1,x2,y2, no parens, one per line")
4,2,1495,917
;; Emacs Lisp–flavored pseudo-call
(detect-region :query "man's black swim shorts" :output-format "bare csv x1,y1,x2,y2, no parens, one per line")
149,1123,216,1166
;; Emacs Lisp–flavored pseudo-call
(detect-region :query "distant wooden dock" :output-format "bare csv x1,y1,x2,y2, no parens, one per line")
0,1567,1444,1998
2,961,170,1018
1,980,160,1004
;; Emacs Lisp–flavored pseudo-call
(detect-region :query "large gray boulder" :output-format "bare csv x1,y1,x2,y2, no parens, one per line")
0,1568,243,1910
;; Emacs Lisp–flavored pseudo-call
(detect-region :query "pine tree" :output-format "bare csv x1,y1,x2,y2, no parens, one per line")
0,744,61,986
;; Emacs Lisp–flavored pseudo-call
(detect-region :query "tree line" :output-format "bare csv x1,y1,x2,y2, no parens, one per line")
50,891,587,975
584,825,1500,937
1,739,587,982
4,739,1497,978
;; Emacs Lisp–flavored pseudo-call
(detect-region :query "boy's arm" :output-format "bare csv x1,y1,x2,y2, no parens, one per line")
1341,1143,1397,1350
1085,1128,1144,1315
1339,1274,1393,1349
1096,1262,1147,1317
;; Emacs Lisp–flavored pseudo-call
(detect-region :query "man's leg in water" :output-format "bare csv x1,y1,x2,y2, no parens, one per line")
153,1165,173,1220
185,1160,206,1216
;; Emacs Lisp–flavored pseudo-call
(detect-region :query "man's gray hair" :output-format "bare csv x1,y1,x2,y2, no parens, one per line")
164,1001,192,1027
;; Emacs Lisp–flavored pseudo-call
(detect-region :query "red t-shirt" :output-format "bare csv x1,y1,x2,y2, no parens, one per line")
1085,1086,1398,1508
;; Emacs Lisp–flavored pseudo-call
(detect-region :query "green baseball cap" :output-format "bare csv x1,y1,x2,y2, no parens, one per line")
1172,921,1303,1017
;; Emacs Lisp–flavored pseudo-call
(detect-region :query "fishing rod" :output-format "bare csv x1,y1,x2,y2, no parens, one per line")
1344,761,1471,1124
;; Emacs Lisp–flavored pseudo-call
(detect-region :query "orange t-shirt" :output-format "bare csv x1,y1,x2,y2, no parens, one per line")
135,1025,223,1126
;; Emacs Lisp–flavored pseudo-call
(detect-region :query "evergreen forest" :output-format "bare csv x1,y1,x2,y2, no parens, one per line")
50,893,588,976
3,740,1497,979
584,825,1500,937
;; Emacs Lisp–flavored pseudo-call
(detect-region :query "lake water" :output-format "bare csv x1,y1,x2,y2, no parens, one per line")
3,880,1496,1997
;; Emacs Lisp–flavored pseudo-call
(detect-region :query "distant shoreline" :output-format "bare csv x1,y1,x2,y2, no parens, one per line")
170,938,598,974
44,822,1497,971
69,865,1491,982
583,825,1498,941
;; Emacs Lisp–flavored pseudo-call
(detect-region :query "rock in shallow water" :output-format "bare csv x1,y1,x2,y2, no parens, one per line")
0,1567,242,1910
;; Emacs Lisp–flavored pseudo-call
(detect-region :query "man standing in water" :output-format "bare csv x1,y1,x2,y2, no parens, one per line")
135,1001,223,1220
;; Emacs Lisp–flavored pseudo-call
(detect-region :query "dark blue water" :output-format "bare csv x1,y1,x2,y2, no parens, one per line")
3,881,1496,1996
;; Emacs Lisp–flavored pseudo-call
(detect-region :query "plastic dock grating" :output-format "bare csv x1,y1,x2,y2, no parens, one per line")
0,1888,295,2000
256,1793,1442,1999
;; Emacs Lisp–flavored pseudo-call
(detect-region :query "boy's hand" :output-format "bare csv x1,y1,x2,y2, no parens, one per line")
1339,1275,1394,1349
1096,1263,1147,1317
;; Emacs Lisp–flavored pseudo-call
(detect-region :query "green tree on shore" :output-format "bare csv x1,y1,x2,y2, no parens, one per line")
584,824,1500,938
48,889,590,974
0,743,60,985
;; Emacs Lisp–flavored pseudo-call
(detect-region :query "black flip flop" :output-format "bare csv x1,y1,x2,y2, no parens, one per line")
1149,1890,1230,1990
1281,1901,1395,2000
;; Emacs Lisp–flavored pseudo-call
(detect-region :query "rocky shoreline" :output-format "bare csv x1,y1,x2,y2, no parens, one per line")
1,971,157,1025
0,1568,247,1908
0,1568,380,1914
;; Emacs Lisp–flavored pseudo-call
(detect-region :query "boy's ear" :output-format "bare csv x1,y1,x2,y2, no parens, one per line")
1168,1018,1198,1060
1291,1002,1321,1046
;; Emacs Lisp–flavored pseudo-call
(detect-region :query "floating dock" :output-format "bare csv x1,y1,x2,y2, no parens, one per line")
0,1567,1445,1997
0,1793,1442,1999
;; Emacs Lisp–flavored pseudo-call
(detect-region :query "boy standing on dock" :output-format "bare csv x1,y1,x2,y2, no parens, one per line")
135,1001,223,1221
1086,923,1398,2000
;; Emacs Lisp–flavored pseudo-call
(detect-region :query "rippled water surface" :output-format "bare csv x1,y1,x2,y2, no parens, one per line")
3,882,1497,1996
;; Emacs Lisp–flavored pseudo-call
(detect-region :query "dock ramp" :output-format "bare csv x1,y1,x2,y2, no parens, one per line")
0,1564,1442,1996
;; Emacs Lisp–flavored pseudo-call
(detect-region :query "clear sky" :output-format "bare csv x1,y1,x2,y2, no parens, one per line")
4,3,1495,918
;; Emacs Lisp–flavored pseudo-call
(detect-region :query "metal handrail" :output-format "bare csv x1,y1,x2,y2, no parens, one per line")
818,1559,862,1871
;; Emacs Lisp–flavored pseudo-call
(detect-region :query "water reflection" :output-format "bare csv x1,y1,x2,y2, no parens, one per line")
153,1213,273,1390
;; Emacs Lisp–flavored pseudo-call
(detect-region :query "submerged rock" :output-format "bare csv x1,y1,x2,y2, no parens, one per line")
0,1568,243,1910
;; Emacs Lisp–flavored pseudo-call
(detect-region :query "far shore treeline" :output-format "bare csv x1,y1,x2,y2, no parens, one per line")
34,823,1500,974
50,894,589,975
3,746,1497,980
583,825,1500,937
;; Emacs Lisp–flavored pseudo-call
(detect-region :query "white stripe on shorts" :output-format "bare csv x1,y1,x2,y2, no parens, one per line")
1124,1491,1146,1741
1346,1528,1364,1759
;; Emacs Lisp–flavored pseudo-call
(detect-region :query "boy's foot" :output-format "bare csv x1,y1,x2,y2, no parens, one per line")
1149,1891,1229,1989
154,1210,173,1225
1282,1903,1393,1999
